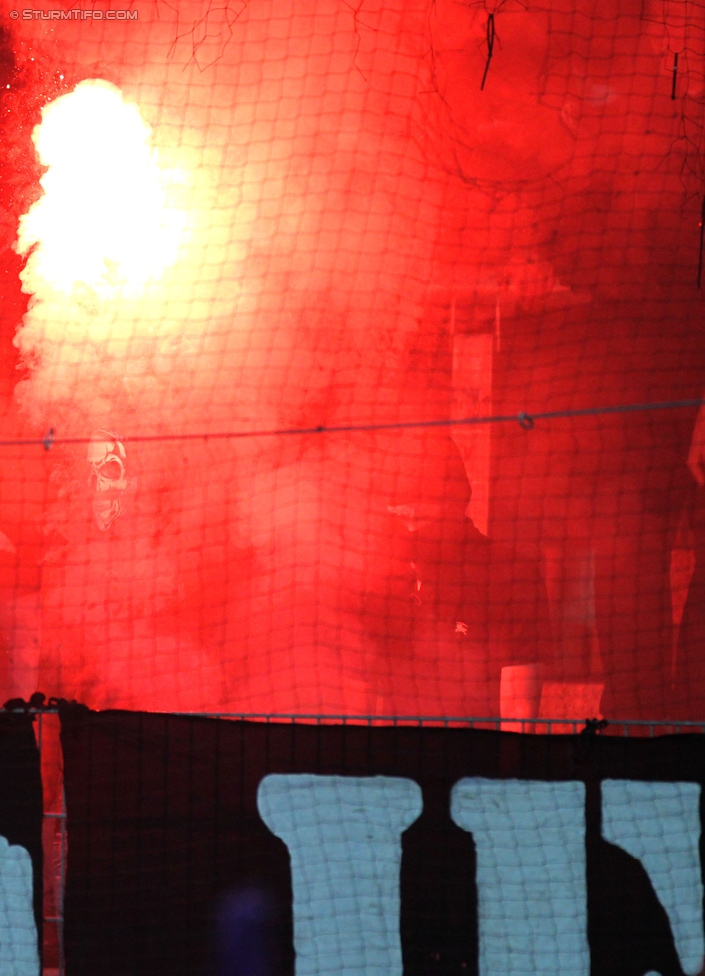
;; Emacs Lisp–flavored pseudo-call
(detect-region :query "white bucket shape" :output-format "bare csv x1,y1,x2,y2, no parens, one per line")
500,664,543,731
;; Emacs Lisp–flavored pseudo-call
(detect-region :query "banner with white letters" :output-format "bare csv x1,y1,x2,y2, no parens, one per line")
0,712,44,976
59,709,705,976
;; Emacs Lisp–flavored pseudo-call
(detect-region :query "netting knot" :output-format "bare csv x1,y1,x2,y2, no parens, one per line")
581,718,608,736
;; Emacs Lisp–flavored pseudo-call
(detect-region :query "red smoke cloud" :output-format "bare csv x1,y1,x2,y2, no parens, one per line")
0,0,703,719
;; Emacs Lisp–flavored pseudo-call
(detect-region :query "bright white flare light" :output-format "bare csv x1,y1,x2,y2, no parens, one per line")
17,79,185,299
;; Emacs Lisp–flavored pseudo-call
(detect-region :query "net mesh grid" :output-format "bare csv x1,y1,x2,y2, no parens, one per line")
0,0,704,725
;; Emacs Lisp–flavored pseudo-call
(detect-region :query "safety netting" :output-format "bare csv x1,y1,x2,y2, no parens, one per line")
0,0,704,721
51,709,705,976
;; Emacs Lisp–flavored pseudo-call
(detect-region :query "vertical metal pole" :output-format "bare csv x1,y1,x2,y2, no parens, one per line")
58,780,66,976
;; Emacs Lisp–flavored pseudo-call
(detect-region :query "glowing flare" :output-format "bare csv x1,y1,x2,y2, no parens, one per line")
17,79,186,301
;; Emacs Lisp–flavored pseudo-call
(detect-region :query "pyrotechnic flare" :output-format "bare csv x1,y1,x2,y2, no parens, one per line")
16,78,186,304
12,77,191,437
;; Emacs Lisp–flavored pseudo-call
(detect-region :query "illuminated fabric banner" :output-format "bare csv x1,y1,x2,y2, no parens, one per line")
0,713,44,976
60,708,705,976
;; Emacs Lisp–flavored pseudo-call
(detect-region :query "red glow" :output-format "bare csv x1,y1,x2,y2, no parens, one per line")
0,0,703,721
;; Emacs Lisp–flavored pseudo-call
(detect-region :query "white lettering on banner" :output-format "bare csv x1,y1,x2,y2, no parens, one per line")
601,780,704,976
257,774,422,976
256,774,705,976
450,778,589,976
0,836,38,976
